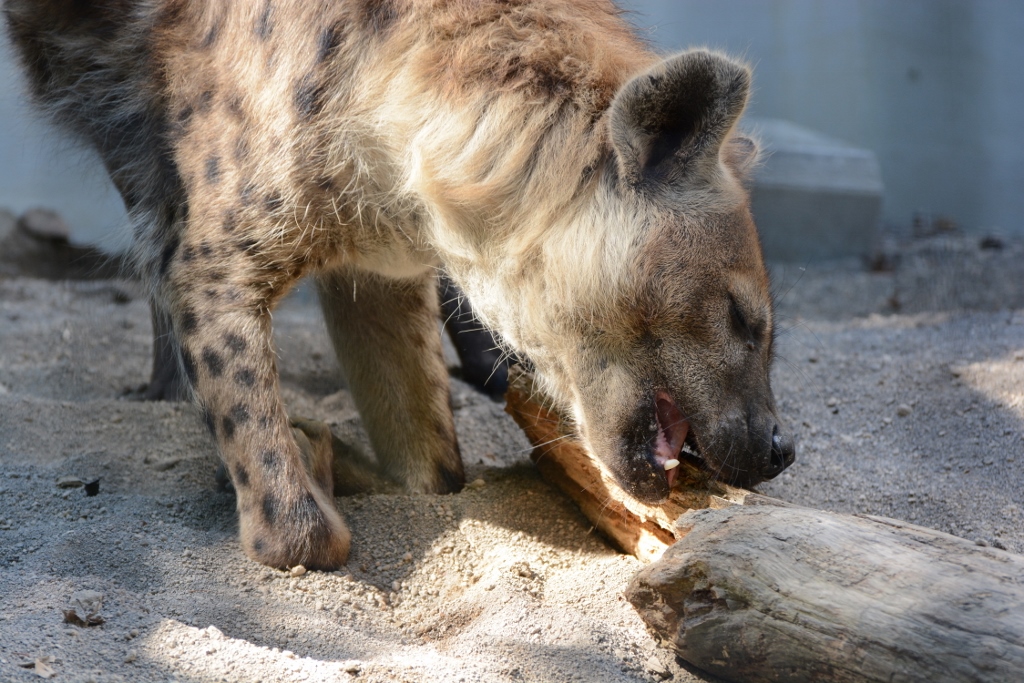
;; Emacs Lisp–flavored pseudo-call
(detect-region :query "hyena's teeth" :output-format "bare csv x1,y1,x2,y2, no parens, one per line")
663,459,680,471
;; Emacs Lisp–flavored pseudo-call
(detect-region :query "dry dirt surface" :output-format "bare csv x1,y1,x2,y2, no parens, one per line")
1,225,1022,683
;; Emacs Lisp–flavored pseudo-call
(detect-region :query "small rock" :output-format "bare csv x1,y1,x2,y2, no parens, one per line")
56,476,84,489
341,660,362,674
32,656,56,679
152,457,182,472
289,565,307,578
644,654,672,680
465,478,486,490
18,208,70,241
124,650,137,664
63,590,105,627
826,397,839,408
182,549,192,558
896,404,913,417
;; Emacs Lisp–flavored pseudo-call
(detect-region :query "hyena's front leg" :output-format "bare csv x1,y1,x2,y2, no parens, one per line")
166,259,350,570
317,268,465,494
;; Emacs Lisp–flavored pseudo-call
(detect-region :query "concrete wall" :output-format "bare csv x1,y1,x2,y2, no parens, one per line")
620,0,1024,236
1,1,1021,248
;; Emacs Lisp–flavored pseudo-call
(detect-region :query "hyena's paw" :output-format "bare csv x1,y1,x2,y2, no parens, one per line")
238,481,351,571
291,417,400,495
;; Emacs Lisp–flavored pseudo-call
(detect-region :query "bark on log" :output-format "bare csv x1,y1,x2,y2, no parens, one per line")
504,365,763,562
626,505,1024,683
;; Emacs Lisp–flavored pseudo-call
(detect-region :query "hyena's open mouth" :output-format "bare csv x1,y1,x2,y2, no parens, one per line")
652,392,703,488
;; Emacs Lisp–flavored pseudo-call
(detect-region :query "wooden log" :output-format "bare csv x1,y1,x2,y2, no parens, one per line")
625,505,1024,683
504,365,765,562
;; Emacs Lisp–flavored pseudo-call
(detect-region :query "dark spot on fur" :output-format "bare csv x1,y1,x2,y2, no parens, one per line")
197,89,215,113
261,449,280,470
202,347,224,376
159,236,179,276
235,367,256,387
316,22,345,62
292,492,324,528
315,176,335,192
221,416,235,440
200,18,220,49
293,74,326,120
205,156,220,184
258,415,273,428
199,241,214,258
180,349,198,385
224,333,247,355
263,192,283,212
204,288,218,300
261,493,279,524
222,210,237,233
239,238,258,253
230,404,251,425
228,96,245,119
180,307,199,335
181,245,195,262
255,1,273,40
175,105,194,136
240,180,257,206
252,537,265,553
234,464,250,487
363,0,397,32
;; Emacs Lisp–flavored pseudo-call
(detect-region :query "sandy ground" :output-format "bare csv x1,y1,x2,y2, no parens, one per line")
1,227,1022,683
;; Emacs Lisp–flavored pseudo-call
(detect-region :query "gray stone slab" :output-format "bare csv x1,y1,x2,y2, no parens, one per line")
743,118,884,263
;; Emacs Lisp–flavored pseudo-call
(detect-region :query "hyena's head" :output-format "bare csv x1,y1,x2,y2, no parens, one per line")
505,51,795,502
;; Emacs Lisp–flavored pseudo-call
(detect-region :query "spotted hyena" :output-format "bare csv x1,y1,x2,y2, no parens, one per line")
6,0,794,570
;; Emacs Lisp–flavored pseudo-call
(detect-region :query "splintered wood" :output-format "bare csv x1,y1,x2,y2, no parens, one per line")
503,366,758,562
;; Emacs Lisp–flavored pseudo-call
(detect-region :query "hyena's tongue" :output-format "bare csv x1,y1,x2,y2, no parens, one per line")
654,392,689,488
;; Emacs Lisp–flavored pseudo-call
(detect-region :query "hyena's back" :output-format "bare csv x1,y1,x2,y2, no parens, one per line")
4,0,645,569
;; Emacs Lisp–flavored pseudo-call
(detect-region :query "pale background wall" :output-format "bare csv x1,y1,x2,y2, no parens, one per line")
619,0,1024,236
0,1,1021,251
0,37,130,252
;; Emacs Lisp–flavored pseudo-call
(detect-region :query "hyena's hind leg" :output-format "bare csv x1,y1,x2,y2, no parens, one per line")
144,304,188,401
316,268,465,494
162,245,350,570
438,274,511,396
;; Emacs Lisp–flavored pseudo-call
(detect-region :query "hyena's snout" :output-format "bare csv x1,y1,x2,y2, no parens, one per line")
705,404,796,488
609,392,796,504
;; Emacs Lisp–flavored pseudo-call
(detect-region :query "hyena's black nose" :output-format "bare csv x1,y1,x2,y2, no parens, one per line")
762,425,796,479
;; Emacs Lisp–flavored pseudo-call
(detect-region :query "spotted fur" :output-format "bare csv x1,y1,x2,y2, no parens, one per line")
6,0,793,570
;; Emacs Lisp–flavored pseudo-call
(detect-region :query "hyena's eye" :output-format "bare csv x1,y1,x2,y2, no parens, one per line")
728,294,763,348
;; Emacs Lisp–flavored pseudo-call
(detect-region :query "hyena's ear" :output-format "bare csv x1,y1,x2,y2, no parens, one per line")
609,50,751,187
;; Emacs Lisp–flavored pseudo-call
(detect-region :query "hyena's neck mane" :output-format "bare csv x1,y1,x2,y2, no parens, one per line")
386,0,656,259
